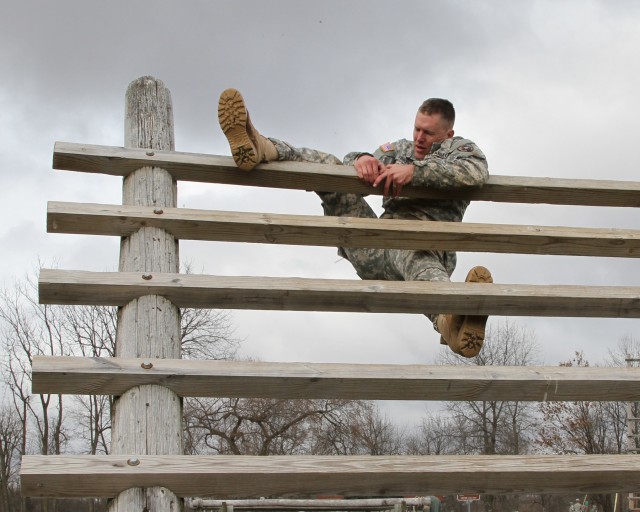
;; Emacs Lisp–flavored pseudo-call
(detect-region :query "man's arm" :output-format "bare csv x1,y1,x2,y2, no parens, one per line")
373,139,488,197
354,154,383,184
411,139,489,189
344,148,393,185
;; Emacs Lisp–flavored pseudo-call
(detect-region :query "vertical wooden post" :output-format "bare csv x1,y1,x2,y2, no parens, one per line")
108,76,183,512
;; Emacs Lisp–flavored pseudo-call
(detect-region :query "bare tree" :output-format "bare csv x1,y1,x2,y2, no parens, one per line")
437,320,540,455
184,396,350,455
538,352,626,455
180,263,240,361
180,307,239,360
0,405,21,512
606,334,640,455
63,304,116,359
0,279,70,458
0,277,72,512
0,268,242,512
57,272,240,455
431,320,541,512
62,304,116,455
311,401,405,455
405,413,457,455
184,395,405,457
538,351,627,512
353,402,405,455
606,333,640,367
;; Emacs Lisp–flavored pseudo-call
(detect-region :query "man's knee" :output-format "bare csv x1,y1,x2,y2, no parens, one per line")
413,267,451,283
394,249,450,283
339,247,389,281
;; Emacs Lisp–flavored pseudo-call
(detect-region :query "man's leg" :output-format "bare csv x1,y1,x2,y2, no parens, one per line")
392,248,451,326
270,139,392,281
269,139,343,166
453,265,493,356
216,88,391,280
392,248,492,358
218,89,278,170
434,266,493,358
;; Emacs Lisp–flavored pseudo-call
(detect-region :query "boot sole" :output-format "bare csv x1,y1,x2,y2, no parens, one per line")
218,89,259,171
455,266,493,357
465,266,493,285
456,315,489,357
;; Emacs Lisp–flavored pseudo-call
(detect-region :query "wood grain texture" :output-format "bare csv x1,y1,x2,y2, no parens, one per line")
52,142,640,207
48,201,640,258
187,497,432,510
21,454,640,497
111,76,181,512
38,269,640,318
31,356,640,402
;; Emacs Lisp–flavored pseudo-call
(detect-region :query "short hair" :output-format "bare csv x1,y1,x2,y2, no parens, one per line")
419,98,455,128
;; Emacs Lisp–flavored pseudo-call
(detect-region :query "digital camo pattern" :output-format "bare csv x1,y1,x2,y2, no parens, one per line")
345,136,488,223
268,136,489,325
270,138,342,165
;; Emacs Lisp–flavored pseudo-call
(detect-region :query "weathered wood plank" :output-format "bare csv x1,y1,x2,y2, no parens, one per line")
187,497,432,510
20,454,640,497
38,269,640,318
52,142,640,207
48,201,640,258
31,356,640,402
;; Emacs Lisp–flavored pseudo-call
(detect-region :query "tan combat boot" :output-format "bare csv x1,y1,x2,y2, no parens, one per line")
218,88,278,171
436,265,493,358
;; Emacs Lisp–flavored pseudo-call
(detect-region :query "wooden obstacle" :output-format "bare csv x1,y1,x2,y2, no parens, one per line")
19,454,640,497
22,76,640,508
30,356,640,402
187,497,432,511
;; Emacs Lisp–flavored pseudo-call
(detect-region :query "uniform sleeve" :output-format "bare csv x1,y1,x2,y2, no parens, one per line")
343,142,399,166
373,145,397,165
411,140,489,189
343,151,372,166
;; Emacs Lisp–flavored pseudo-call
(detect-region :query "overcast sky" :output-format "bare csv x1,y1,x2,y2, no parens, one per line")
1,0,640,423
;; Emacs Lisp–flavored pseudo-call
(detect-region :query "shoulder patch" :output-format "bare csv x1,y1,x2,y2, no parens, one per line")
379,142,394,153
457,144,475,152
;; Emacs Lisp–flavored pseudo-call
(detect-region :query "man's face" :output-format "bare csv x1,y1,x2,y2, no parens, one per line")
413,111,454,159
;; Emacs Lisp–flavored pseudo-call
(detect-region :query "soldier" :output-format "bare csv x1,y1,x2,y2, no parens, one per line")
217,88,492,358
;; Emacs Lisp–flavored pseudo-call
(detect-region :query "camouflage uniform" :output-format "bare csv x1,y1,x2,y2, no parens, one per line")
269,137,489,324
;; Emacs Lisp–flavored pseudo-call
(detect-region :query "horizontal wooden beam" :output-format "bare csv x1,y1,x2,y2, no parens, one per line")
20,454,640,497
187,497,432,510
38,269,640,318
31,356,640,402
47,201,640,258
53,142,640,207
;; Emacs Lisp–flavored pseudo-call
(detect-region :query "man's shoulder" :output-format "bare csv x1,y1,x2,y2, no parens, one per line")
449,135,478,149
373,138,412,159
378,138,412,152
439,136,486,159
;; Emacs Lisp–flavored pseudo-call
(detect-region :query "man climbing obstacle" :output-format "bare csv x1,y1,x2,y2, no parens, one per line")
217,88,492,358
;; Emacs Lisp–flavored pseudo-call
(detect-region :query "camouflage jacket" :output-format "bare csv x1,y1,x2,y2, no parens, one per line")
343,136,488,223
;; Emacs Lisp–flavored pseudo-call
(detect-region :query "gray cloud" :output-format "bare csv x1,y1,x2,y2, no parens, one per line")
1,0,639,407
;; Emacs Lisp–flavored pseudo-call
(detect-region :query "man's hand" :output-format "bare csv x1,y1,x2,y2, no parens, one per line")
354,154,384,185
373,164,415,197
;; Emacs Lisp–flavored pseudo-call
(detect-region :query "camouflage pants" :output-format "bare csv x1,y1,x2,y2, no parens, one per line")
270,139,454,324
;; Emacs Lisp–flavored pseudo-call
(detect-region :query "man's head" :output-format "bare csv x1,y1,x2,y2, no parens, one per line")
413,98,455,159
